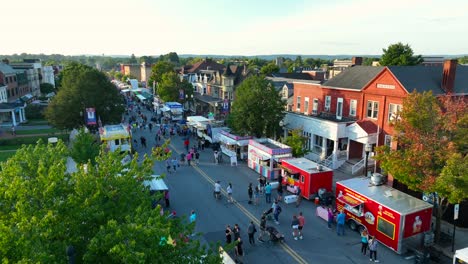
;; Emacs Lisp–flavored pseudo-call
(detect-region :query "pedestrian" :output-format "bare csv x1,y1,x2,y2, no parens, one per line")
11,125,15,136
195,151,200,164
189,210,197,236
184,139,190,152
277,183,284,202
247,221,257,245
164,190,170,208
140,136,147,148
179,153,185,165
214,150,219,164
273,200,282,225
233,224,241,241
297,211,305,240
361,229,369,256
172,157,178,172
265,182,272,203
225,225,233,244
186,152,192,166
226,183,233,203
234,237,244,264
166,159,172,174
258,176,266,194
247,183,253,204
149,122,153,132
327,207,334,229
295,186,302,208
254,186,259,206
201,139,205,150
368,236,379,262
258,215,267,243
336,210,346,236
291,215,300,240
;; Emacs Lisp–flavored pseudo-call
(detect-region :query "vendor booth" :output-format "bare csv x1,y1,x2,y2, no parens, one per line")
280,157,333,200
217,130,252,161
99,124,132,152
187,116,211,138
161,102,183,121
248,138,292,180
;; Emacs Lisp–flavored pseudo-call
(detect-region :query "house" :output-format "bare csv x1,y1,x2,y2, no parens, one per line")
0,62,27,126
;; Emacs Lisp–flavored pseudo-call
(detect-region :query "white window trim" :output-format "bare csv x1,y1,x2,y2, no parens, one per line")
304,97,309,114
324,96,331,112
367,100,379,119
312,98,319,115
349,99,357,117
388,103,402,121
336,98,343,120
384,135,392,147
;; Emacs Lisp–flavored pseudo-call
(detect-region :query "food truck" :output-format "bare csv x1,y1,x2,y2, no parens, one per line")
335,177,433,254
248,138,292,180
280,158,333,200
217,130,253,160
99,124,132,153
161,102,183,121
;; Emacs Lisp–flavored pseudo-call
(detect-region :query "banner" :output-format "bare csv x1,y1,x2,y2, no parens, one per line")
85,108,97,125
179,89,185,100
222,99,230,113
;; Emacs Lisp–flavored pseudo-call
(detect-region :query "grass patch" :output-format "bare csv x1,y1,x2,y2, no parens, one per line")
0,145,20,151
0,134,69,147
16,128,61,135
0,151,16,162
26,119,49,125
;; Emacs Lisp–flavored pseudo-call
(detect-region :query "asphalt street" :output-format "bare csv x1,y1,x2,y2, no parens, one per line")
127,105,443,264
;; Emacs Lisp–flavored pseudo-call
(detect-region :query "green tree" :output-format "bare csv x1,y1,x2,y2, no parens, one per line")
375,91,468,242
44,63,125,129
128,53,138,64
229,75,285,137
0,140,221,263
70,128,100,165
148,61,175,88
157,72,193,102
379,42,423,66
40,83,55,94
363,57,380,66
282,129,309,157
458,56,468,64
260,63,280,76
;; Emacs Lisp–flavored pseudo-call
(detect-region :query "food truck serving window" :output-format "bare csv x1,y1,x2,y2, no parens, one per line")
377,216,395,240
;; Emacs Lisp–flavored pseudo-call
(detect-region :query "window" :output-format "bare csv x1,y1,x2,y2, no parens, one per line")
377,216,396,239
313,135,323,153
301,175,305,183
384,135,392,147
312,98,319,115
324,96,331,111
304,97,309,114
388,103,402,121
296,96,301,110
367,101,379,119
5,77,8,84
349,99,357,117
336,98,343,120
303,131,311,150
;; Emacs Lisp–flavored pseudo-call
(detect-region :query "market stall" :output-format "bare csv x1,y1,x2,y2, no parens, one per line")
187,116,211,138
280,157,333,200
99,124,132,153
247,138,292,180
216,130,252,160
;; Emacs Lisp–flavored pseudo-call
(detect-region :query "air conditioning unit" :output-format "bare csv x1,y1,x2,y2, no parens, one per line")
370,173,386,186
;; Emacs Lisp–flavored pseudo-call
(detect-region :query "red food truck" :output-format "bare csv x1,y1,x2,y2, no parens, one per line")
335,177,433,254
280,157,333,200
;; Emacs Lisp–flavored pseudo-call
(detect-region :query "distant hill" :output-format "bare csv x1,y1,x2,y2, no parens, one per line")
177,54,465,60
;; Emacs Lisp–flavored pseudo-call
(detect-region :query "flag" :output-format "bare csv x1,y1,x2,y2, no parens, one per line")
85,108,97,125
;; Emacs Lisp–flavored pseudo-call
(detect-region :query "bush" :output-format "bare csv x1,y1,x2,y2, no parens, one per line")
26,104,47,120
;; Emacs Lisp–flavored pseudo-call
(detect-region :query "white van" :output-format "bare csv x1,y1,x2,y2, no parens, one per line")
454,247,468,264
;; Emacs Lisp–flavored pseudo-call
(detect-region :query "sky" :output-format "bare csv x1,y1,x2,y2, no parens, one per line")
2,0,468,56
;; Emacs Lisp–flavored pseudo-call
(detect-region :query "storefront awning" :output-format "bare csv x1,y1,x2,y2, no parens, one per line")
277,164,299,175
337,195,363,207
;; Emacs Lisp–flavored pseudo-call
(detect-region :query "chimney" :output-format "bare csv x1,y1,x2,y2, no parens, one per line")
442,59,457,94
352,57,363,66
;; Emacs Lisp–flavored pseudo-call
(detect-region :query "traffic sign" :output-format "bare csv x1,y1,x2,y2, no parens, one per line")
454,204,459,220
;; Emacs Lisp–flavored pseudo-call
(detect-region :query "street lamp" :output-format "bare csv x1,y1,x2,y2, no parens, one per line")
279,120,288,139
364,143,372,177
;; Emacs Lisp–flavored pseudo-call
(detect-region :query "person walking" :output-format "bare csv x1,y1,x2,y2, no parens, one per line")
11,125,15,136
166,159,172,174
189,210,197,236
226,183,233,203
233,224,241,241
273,200,282,225
265,182,272,203
258,215,267,243
258,176,266,195
186,152,192,166
291,215,300,240
295,186,302,208
195,151,200,164
172,157,178,172
336,210,346,236
140,136,147,148
327,207,334,229
247,183,253,204
214,150,219,164
297,212,305,240
368,236,379,262
247,221,257,245
225,225,233,244
253,186,259,206
361,229,369,256
214,180,222,200
234,237,244,264
277,183,284,202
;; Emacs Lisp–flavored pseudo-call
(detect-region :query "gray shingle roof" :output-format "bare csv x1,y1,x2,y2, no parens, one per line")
388,65,468,95
323,66,384,90
0,63,16,75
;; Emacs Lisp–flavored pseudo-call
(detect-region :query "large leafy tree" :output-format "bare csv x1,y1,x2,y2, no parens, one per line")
229,75,285,137
70,128,100,165
375,91,468,242
44,63,125,129
379,42,423,66
148,61,175,88
157,72,193,103
0,140,221,263
40,83,55,94
260,63,280,76
282,129,309,157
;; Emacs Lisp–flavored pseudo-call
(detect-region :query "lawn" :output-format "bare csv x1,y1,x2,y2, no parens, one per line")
0,151,16,162
26,119,49,125
16,128,62,135
0,145,20,151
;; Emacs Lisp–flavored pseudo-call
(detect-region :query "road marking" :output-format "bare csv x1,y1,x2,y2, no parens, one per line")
170,143,308,264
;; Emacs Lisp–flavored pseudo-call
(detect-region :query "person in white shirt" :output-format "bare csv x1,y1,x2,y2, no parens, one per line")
226,183,233,203
214,181,221,199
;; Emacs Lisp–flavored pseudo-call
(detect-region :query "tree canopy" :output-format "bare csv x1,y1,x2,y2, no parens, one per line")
69,128,100,165
44,62,125,129
260,63,280,76
148,61,175,88
40,83,55,94
157,72,193,103
379,42,423,66
229,75,285,137
282,129,309,157
0,139,221,263
375,91,468,241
